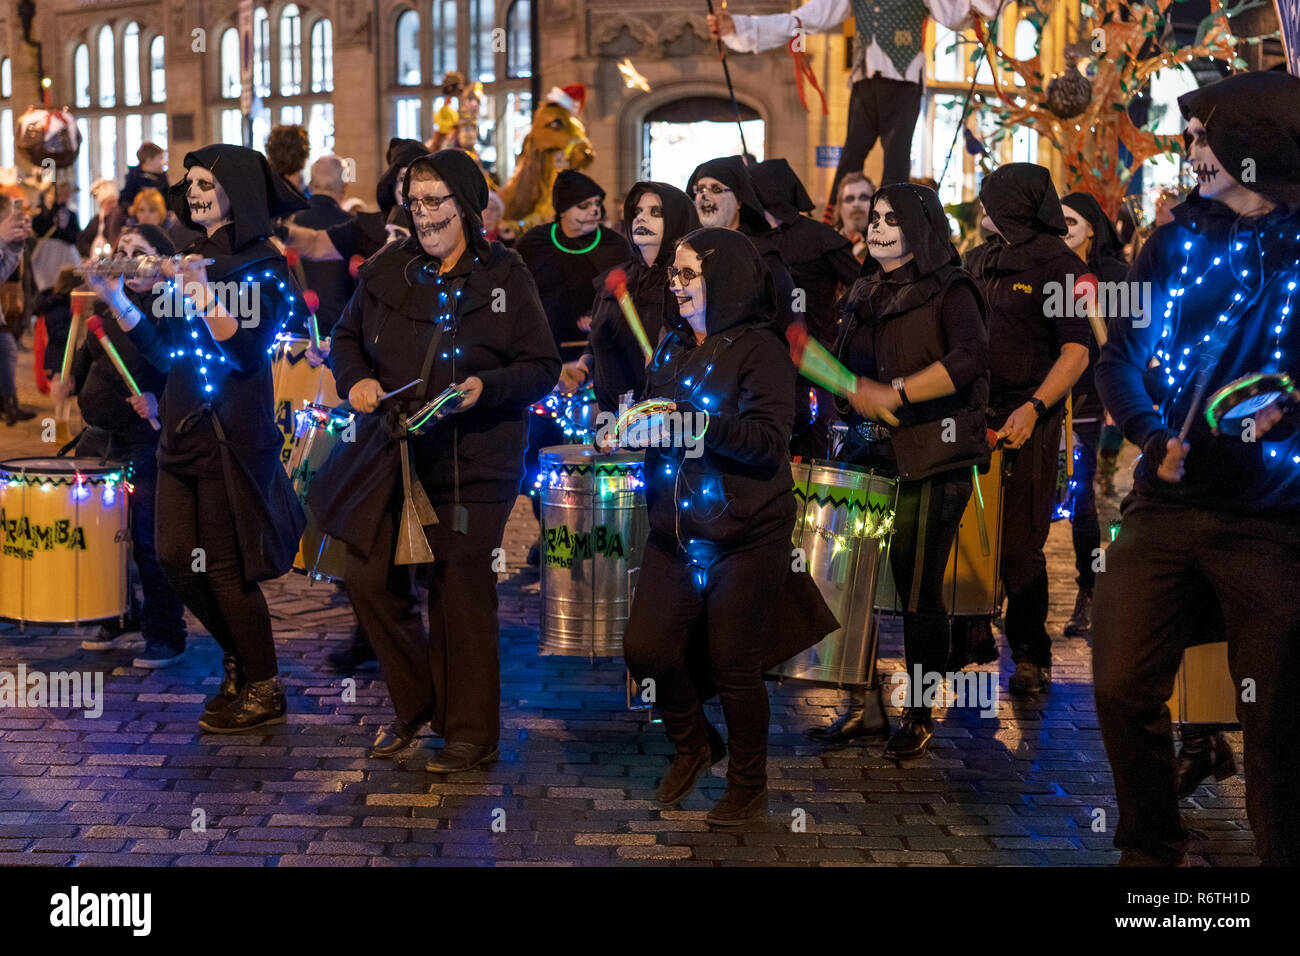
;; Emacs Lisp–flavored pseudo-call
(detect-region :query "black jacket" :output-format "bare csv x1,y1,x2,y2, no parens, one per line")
292,194,356,334
642,229,796,554
73,291,170,444
120,166,170,211
1097,192,1300,520
33,288,72,378
586,181,699,414
322,238,560,551
516,221,630,360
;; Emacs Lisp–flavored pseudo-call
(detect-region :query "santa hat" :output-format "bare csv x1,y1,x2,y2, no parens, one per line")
546,84,586,115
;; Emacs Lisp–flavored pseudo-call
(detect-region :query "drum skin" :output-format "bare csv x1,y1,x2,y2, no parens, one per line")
0,458,129,623
287,404,352,583
769,460,898,688
539,446,648,657
875,448,1006,618
272,335,341,468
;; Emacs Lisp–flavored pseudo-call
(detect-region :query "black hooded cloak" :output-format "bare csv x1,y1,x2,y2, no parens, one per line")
1062,191,1129,419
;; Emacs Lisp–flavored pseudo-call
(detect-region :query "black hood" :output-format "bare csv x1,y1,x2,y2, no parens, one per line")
980,162,1068,244
623,181,700,270
687,156,771,235
402,148,491,260
1061,191,1126,271
1179,71,1300,210
167,144,308,251
863,182,960,278
677,227,776,337
377,138,430,213
750,158,814,225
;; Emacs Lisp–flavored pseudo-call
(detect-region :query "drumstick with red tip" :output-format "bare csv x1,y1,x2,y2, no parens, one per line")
605,268,653,361
785,322,856,399
85,315,161,431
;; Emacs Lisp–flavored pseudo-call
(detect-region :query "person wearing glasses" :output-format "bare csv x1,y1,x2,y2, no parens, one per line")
311,150,560,773
623,227,836,826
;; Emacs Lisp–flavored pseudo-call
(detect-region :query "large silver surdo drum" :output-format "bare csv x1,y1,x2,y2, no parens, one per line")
538,446,648,657
769,460,899,688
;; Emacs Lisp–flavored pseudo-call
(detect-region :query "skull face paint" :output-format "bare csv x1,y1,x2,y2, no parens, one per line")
406,174,464,262
185,165,231,232
867,197,911,270
693,177,739,230
1184,117,1229,200
1062,206,1094,256
630,191,664,265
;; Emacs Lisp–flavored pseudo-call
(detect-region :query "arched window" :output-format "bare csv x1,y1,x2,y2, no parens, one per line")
124,23,142,106
220,28,241,97
469,0,495,83
311,19,333,92
433,1,458,79
74,44,91,108
1012,19,1038,88
254,7,271,97
507,0,531,79
281,5,303,95
150,36,166,102
97,25,115,106
0,59,12,169
396,10,421,85
0,58,9,99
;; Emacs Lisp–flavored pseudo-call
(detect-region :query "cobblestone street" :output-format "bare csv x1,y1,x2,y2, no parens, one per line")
0,363,1253,867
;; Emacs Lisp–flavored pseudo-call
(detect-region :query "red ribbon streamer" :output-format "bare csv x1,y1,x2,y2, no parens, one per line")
789,18,828,116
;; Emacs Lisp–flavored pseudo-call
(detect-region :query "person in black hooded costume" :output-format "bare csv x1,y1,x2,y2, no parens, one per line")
97,144,308,733
1093,71,1300,867
961,163,1090,696
1058,191,1128,638
622,227,837,826
805,183,989,756
559,181,699,414
311,149,560,774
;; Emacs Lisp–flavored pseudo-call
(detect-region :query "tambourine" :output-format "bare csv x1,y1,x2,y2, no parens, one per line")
403,385,465,435
74,255,217,280
1204,372,1298,436
612,397,709,449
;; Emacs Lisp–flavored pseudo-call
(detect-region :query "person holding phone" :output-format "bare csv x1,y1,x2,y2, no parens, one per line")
0,193,35,425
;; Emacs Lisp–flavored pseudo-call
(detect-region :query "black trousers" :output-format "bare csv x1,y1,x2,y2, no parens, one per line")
1093,495,1300,866
623,537,789,789
155,468,276,680
1069,418,1102,590
889,469,973,707
344,496,513,746
829,76,924,203
1000,409,1064,668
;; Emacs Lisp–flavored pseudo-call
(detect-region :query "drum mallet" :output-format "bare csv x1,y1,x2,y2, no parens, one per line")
85,315,161,431
971,429,998,559
786,323,857,399
58,291,95,422
604,268,653,362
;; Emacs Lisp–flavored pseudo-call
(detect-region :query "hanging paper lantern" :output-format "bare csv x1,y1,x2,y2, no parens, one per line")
1045,51,1093,120
16,106,82,168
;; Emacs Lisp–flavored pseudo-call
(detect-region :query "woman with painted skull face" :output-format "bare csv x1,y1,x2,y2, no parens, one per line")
622,227,837,825
806,184,989,757
561,181,700,416
310,150,560,773
101,144,308,733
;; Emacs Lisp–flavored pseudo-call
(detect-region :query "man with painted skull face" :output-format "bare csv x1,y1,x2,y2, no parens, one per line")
961,163,1091,696
309,150,560,774
1093,72,1300,867
560,181,700,416
100,144,309,733
806,184,989,754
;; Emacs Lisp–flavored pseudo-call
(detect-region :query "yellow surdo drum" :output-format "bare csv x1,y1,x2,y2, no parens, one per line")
0,458,129,623
769,460,898,688
271,333,341,467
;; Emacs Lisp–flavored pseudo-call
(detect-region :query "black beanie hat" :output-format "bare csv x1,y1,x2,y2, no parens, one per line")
552,169,604,216
403,149,491,258
120,223,176,257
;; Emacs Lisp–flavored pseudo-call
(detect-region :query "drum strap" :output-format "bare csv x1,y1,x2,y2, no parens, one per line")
907,478,930,616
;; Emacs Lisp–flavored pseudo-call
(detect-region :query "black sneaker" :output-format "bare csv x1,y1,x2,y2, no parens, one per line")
81,617,143,650
132,644,188,669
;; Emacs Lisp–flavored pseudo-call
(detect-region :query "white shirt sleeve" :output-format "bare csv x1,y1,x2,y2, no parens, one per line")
724,0,853,54
925,0,1004,31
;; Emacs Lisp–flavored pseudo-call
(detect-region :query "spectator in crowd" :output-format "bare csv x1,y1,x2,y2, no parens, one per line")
267,125,312,195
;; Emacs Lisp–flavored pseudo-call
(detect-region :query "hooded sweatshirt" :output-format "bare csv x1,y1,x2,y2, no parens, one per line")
964,163,1090,420
514,176,631,361
836,183,990,480
752,158,861,345
1096,190,1300,521
133,143,308,474
1062,191,1129,420
642,228,796,555
687,157,798,330
585,181,699,413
